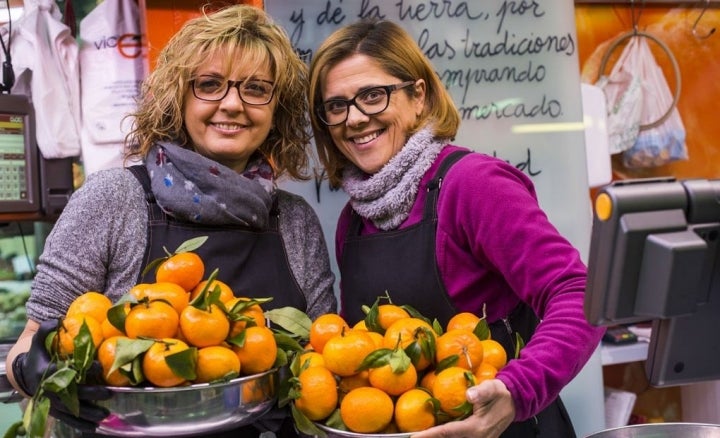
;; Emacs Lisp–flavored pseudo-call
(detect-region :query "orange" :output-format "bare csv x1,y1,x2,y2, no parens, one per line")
66,291,113,324
156,251,204,291
473,362,498,384
129,282,190,315
480,339,508,371
432,366,476,418
179,304,230,348
376,304,410,331
340,386,394,433
125,300,179,340
309,313,349,353
419,369,437,392
338,371,370,402
298,351,325,371
368,362,418,396
191,278,234,304
293,365,338,421
383,317,437,371
56,315,104,358
365,331,384,349
242,378,272,404
352,319,368,331
195,345,241,383
435,329,484,371
97,336,132,386
226,297,266,338
101,315,125,339
232,325,277,375
446,312,481,333
103,301,131,338
142,338,191,387
322,329,376,377
394,388,437,432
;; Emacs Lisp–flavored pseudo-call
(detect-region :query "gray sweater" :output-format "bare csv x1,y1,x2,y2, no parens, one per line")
25,167,337,322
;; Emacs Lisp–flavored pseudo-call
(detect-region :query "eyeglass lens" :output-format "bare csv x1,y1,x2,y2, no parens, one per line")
193,75,275,105
318,81,415,126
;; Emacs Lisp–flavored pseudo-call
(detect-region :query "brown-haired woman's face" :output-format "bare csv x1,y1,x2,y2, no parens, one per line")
320,54,425,174
183,52,277,172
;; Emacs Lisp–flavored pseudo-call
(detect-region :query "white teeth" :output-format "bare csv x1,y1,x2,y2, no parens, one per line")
353,132,379,144
214,123,241,130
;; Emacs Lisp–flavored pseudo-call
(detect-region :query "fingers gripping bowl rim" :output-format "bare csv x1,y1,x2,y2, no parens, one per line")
92,368,278,436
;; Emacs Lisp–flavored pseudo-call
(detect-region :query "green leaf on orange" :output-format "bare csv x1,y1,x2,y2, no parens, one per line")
164,347,198,381
266,306,310,339
291,403,326,437
109,338,154,377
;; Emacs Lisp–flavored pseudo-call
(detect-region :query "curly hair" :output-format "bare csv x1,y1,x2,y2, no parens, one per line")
308,18,460,188
125,4,311,180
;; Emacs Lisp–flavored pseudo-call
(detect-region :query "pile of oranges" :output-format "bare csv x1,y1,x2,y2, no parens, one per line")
285,301,510,435
54,248,278,388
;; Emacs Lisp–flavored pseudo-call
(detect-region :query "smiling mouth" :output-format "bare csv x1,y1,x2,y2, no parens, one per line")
351,129,383,145
212,122,245,130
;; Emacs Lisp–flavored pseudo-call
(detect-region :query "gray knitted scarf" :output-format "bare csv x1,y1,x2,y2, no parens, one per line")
145,142,275,228
341,127,446,231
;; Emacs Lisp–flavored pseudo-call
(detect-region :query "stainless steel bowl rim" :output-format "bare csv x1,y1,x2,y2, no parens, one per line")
586,422,720,438
315,423,411,438
599,422,720,432
104,367,277,393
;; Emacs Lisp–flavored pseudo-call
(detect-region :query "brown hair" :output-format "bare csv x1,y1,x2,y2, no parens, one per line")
125,4,311,180
308,18,460,187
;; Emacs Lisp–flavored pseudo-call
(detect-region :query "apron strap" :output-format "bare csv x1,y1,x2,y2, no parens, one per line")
423,150,472,220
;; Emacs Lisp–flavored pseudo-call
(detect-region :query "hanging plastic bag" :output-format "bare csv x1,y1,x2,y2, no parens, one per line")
1,0,81,159
622,37,687,168
596,36,643,155
79,0,146,175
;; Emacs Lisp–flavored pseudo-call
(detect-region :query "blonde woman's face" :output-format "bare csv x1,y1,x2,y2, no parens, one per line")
320,54,425,175
184,52,277,172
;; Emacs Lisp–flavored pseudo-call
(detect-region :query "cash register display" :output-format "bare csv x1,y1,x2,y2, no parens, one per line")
0,112,29,202
0,93,41,215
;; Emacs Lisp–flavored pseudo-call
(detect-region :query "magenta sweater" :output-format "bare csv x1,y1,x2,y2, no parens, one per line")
336,145,605,421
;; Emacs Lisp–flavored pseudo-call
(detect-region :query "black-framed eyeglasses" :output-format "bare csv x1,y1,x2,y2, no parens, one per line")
191,75,275,105
316,80,416,126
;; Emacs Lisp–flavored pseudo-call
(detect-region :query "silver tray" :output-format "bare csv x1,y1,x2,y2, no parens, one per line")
95,368,278,436
315,423,411,438
585,423,720,438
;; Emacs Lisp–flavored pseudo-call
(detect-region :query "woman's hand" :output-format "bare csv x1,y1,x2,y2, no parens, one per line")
12,319,111,432
411,379,515,438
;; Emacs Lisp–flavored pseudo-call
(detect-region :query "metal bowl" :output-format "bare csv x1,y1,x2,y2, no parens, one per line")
94,368,278,436
315,424,410,438
585,423,720,438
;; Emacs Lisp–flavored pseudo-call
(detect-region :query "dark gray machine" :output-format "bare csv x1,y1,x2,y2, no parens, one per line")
585,177,720,387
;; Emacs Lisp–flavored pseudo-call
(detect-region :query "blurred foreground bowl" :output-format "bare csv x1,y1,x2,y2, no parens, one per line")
95,368,278,436
315,424,410,438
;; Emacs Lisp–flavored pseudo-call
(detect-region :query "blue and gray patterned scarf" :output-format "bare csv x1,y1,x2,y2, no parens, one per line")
145,142,275,228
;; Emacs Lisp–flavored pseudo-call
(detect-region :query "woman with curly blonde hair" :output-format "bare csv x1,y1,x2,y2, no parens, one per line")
126,4,311,179
7,4,335,437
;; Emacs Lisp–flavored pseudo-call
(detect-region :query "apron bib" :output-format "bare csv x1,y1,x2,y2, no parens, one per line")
339,151,576,437
129,165,306,311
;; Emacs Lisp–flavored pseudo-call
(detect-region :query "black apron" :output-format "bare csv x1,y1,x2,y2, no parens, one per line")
130,165,306,311
79,165,303,437
340,151,576,437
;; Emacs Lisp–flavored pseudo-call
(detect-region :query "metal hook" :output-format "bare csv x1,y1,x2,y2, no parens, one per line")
630,0,645,34
693,0,716,40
